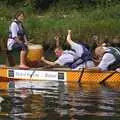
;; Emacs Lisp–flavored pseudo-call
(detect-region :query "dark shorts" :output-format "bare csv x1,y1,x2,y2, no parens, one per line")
12,42,28,52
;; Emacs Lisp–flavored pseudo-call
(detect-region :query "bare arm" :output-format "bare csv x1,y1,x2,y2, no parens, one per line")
14,35,28,45
24,35,28,45
67,30,73,45
41,57,57,66
87,67,101,71
14,37,23,44
54,35,60,48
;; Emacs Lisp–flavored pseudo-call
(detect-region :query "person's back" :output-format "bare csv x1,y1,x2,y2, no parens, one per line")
106,47,120,70
65,30,95,69
92,46,120,71
72,44,95,69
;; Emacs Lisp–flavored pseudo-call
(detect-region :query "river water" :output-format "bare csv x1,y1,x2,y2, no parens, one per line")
0,80,120,120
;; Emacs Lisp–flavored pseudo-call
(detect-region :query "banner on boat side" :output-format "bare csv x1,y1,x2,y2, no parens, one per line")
8,69,67,81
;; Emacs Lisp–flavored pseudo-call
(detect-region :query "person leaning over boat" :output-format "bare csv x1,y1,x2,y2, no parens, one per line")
41,30,95,69
90,46,120,71
7,11,29,69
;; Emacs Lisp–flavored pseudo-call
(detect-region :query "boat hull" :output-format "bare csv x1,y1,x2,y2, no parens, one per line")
0,67,120,83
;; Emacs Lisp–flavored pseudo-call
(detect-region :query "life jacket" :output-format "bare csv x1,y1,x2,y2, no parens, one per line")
65,43,92,69
8,20,26,42
107,47,120,70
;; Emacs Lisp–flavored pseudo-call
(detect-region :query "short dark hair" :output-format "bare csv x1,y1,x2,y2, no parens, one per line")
14,11,24,19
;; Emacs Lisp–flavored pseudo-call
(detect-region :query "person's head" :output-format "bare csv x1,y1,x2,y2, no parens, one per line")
54,48,63,57
14,11,25,22
92,34,98,41
102,37,111,47
95,46,105,57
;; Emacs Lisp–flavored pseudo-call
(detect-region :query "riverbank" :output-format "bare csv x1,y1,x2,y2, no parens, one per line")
0,2,120,50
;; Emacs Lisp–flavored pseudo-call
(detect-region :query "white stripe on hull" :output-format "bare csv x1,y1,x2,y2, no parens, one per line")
8,69,67,81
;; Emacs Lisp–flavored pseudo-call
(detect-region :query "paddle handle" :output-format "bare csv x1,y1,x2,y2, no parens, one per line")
78,68,84,83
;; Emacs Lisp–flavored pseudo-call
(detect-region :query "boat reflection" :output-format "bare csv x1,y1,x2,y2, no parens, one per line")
105,82,120,92
0,89,46,119
57,82,120,118
0,79,119,119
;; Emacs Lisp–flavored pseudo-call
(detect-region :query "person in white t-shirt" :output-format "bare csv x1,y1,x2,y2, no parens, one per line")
41,30,95,69
90,46,120,71
7,11,29,69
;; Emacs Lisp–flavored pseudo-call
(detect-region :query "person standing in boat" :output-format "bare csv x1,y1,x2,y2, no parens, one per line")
41,30,95,69
91,46,120,71
7,11,29,68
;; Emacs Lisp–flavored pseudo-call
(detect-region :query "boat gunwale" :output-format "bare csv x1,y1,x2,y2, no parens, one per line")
0,66,118,73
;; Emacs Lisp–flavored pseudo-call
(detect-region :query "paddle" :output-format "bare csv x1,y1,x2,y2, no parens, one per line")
100,71,117,84
78,68,84,83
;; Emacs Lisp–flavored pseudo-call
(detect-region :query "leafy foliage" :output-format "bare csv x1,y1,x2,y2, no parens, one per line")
0,0,120,50
32,0,120,11
1,0,120,11
0,0,25,6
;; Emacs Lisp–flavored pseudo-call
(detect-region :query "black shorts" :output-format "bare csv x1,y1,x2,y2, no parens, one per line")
12,42,28,52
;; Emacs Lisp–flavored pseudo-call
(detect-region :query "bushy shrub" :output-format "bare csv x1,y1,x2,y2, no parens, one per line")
0,0,25,6
32,0,57,11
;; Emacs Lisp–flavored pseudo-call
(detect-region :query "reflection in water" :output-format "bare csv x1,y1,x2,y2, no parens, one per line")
105,82,120,92
0,80,120,119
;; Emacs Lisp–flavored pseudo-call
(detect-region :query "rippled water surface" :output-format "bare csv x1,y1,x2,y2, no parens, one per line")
0,80,120,120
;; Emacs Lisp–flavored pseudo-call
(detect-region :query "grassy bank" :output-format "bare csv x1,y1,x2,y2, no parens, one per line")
0,2,120,50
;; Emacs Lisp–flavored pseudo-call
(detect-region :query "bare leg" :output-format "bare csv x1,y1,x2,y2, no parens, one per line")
19,50,29,68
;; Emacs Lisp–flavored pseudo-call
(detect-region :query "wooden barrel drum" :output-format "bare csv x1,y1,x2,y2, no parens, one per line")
27,44,43,67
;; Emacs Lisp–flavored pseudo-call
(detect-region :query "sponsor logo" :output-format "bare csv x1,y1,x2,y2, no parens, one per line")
9,81,15,89
8,70,14,77
58,73,64,80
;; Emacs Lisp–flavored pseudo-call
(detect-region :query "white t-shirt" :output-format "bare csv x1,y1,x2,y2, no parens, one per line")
55,52,74,66
7,20,19,50
70,41,83,58
55,41,84,66
74,60,95,70
97,48,116,70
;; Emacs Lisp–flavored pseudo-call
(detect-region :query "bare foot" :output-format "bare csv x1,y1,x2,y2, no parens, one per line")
19,64,30,69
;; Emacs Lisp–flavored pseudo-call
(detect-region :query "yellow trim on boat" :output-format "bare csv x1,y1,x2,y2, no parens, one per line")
0,67,119,83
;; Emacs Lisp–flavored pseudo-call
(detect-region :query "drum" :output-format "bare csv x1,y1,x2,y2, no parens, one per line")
27,44,43,62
